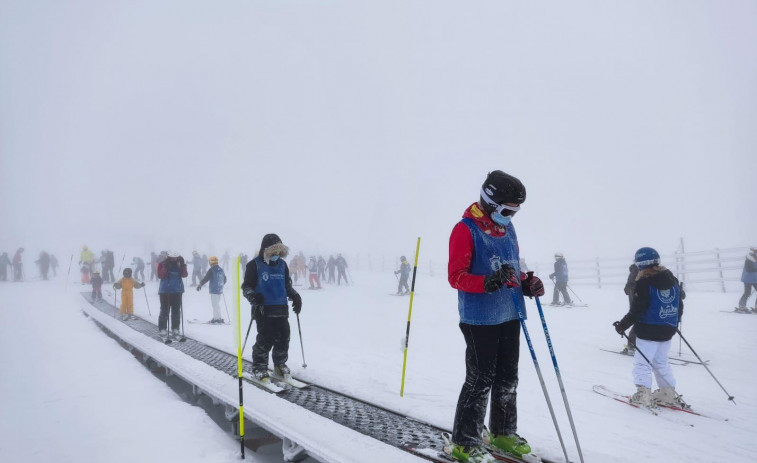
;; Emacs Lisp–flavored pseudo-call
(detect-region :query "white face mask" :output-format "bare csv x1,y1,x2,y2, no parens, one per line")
269,255,280,262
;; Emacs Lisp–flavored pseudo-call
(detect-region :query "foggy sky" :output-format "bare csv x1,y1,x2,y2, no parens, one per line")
1,0,755,266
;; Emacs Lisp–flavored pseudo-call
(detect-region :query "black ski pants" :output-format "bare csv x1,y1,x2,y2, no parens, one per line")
13,263,23,281
159,293,182,331
452,320,520,447
337,269,348,285
552,281,571,304
738,283,757,308
252,316,291,371
0,266,6,281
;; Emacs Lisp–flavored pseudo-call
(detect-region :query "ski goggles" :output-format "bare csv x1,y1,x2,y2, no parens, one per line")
480,187,521,216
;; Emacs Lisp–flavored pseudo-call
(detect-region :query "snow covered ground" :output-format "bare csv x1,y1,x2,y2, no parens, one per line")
3,268,757,463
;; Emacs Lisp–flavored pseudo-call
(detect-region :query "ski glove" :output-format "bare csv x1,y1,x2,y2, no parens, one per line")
521,271,545,298
291,293,302,314
613,321,624,335
243,287,261,305
196,285,202,292
483,264,517,293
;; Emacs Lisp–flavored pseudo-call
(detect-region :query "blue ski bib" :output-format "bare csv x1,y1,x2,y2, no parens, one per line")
641,285,680,327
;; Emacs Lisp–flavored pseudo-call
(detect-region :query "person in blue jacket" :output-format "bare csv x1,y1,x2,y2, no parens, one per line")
197,255,227,323
736,247,757,313
613,247,687,410
548,253,571,306
157,251,188,337
242,234,302,381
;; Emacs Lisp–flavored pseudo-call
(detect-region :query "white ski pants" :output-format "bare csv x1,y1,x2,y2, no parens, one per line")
211,293,222,319
633,338,676,389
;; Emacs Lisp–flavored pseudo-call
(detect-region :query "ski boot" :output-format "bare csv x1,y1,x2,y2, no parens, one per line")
621,344,635,355
442,434,494,463
630,385,657,409
274,364,291,377
483,429,531,459
653,387,690,409
253,369,270,381
735,306,751,314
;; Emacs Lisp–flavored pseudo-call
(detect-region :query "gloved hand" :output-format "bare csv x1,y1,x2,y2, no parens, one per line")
483,264,517,293
196,285,202,292
243,288,258,305
521,271,545,298
613,321,624,335
291,293,302,314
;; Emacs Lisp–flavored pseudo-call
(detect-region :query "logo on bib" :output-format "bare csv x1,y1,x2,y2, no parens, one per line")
490,255,502,272
658,288,676,304
658,305,677,319
262,272,269,282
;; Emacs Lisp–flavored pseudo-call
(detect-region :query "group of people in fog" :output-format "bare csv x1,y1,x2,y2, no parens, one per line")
0,248,58,282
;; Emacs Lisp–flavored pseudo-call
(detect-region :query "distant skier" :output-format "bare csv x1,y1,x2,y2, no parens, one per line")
239,253,249,271
297,252,307,280
336,254,349,285
736,247,757,313
114,268,145,321
131,256,146,281
395,256,410,295
50,254,58,276
622,261,640,354
102,249,115,283
326,255,336,283
157,251,188,339
221,251,230,272
548,253,571,306
0,252,10,281
149,252,159,281
35,251,51,280
190,251,203,286
197,256,227,324
446,170,544,462
201,253,209,275
91,270,104,301
613,247,686,410
12,248,24,281
308,256,322,289
242,234,302,382
317,256,326,281
79,246,95,284
288,254,301,285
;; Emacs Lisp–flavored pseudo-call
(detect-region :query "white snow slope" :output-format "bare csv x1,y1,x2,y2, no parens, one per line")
3,268,757,463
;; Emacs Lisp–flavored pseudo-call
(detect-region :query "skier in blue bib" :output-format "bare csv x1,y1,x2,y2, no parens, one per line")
446,171,545,463
197,255,227,324
242,234,302,381
614,247,687,409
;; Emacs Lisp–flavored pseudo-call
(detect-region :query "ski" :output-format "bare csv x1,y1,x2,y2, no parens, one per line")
187,319,230,325
722,308,756,315
546,303,587,308
268,370,309,389
599,348,689,366
240,372,285,393
593,385,659,415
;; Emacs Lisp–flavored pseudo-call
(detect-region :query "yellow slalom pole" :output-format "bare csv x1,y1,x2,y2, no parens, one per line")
236,254,245,458
400,237,421,397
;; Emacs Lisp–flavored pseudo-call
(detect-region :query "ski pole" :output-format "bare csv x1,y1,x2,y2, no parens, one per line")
65,253,73,289
346,268,354,285
514,293,570,462
241,315,254,353
400,237,421,397
676,328,735,404
234,252,245,459
296,313,307,369
142,286,151,316
117,253,126,276
566,284,584,304
113,289,118,318
534,296,584,463
222,292,231,322
180,301,186,340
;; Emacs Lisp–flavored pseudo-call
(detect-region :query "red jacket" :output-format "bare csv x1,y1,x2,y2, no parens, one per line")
448,203,523,293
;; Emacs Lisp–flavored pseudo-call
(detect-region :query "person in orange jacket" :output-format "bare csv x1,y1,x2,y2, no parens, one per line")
114,267,145,321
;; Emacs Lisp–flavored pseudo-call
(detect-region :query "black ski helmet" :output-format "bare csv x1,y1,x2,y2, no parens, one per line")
123,268,132,278
480,170,526,213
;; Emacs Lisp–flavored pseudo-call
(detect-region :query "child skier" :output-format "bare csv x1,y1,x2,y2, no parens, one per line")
395,256,410,295
242,234,302,382
308,256,322,289
548,253,571,305
446,170,545,463
197,256,227,324
736,247,757,313
91,270,104,301
114,268,145,321
613,247,687,409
